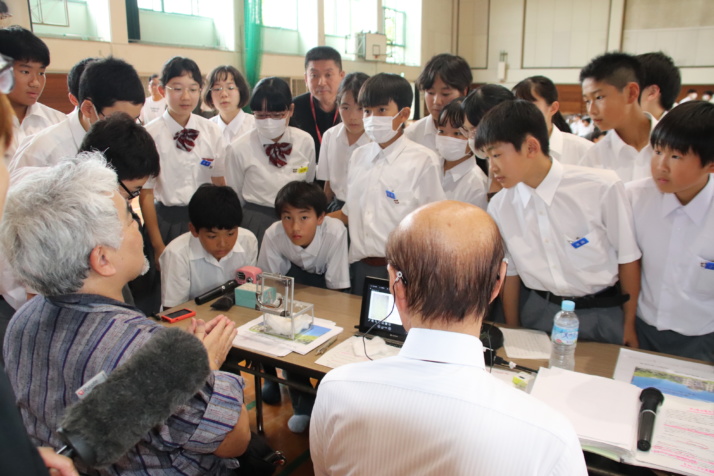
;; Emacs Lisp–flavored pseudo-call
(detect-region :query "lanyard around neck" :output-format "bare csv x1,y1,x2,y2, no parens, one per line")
310,94,339,144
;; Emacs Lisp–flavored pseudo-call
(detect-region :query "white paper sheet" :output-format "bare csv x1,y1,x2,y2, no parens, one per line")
234,316,343,355
500,327,552,359
315,336,400,369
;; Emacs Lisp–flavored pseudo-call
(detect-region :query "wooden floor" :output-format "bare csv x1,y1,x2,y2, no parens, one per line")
241,365,315,476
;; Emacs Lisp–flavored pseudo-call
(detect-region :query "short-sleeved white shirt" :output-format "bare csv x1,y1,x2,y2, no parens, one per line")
143,111,226,206
224,127,316,207
442,158,488,210
626,176,714,335
210,110,255,145
578,113,657,182
257,217,350,290
550,126,594,165
404,115,437,151
140,96,166,125
159,228,258,308
9,109,86,172
343,136,446,262
487,159,641,297
5,102,66,164
316,123,370,202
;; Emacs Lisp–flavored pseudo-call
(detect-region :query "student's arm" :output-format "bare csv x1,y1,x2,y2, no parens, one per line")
158,241,191,309
211,176,227,187
327,210,348,225
323,181,335,203
501,275,521,327
619,259,641,348
139,189,165,264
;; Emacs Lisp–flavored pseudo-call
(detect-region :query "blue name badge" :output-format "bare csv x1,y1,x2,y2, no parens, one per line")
702,261,714,270
200,158,214,167
570,237,589,249
386,190,396,199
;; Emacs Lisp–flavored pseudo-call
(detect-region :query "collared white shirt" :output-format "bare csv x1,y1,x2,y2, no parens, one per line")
626,176,714,335
343,136,446,262
5,102,66,165
442,158,488,209
578,113,657,182
144,111,227,206
225,127,316,207
488,160,641,297
404,115,437,151
316,123,370,202
550,126,594,165
159,228,258,308
258,217,350,290
311,327,587,476
210,110,256,145
9,109,86,173
140,96,167,126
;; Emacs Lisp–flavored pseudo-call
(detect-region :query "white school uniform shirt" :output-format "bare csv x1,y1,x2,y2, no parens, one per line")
159,228,258,308
343,136,446,263
258,217,350,290
143,111,227,206
404,115,437,151
316,123,370,202
442,158,488,210
9,109,86,172
5,102,66,165
311,328,587,476
210,110,256,145
225,127,316,207
139,96,166,125
578,113,657,182
626,176,714,336
487,159,641,297
550,126,594,165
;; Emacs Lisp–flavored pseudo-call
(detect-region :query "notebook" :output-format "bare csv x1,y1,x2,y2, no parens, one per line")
355,276,407,347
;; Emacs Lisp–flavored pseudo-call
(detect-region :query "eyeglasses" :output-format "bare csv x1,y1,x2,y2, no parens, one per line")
119,181,141,200
165,85,201,95
209,85,238,93
0,54,15,95
459,126,477,139
254,111,288,120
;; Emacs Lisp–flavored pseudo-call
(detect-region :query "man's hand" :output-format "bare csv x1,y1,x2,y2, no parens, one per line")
189,315,237,370
37,447,79,476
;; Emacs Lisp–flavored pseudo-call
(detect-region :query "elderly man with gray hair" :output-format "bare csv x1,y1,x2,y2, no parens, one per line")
310,201,587,475
1,154,250,475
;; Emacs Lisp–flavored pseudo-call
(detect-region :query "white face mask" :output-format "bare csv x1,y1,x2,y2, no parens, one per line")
363,111,402,144
256,117,288,141
468,137,487,160
436,135,471,162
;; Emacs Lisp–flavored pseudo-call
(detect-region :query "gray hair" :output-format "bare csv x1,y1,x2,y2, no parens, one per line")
0,153,123,296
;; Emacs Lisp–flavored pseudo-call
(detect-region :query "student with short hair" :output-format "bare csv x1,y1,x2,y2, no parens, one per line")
626,101,714,362
678,88,698,104
316,72,370,211
637,52,681,120
703,90,714,102
66,57,96,110
225,77,316,246
435,97,487,209
10,57,144,172
579,52,657,182
139,74,166,125
140,56,228,262
0,26,65,163
205,65,254,144
480,100,641,345
513,75,593,164
406,53,472,151
159,184,257,309
330,73,446,294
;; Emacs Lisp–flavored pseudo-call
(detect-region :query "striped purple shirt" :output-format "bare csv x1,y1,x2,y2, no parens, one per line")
3,294,245,475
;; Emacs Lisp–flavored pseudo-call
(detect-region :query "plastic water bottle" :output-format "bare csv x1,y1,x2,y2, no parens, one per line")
549,300,579,371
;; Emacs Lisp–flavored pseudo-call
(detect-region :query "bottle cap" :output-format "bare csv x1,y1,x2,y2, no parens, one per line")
562,300,575,312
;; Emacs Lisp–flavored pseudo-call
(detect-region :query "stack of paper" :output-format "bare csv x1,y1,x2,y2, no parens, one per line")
233,316,343,356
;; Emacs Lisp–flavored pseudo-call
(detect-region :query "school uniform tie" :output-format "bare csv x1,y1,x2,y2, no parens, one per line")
174,128,200,152
264,142,292,168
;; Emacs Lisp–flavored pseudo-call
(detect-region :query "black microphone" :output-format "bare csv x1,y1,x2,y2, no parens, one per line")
57,327,210,467
637,387,664,451
194,279,239,305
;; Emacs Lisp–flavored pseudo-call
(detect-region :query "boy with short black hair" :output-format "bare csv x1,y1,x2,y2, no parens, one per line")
637,52,681,120
626,101,714,362
10,57,145,171
331,73,445,294
479,100,641,345
579,52,656,182
406,53,472,151
66,57,97,109
0,26,65,162
159,184,257,309
140,74,166,125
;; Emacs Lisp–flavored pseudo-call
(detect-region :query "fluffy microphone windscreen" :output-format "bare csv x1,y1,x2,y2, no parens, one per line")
58,327,211,467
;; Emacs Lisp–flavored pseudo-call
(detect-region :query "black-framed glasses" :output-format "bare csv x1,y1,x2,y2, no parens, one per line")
0,54,14,95
119,181,141,200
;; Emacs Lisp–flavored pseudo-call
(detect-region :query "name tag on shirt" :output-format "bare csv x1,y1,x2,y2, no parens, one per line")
76,370,108,399
386,190,399,204
293,166,309,174
200,158,214,168
570,237,589,249
702,261,714,270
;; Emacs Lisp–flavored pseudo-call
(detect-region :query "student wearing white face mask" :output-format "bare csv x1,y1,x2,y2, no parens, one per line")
435,98,488,210
225,77,316,246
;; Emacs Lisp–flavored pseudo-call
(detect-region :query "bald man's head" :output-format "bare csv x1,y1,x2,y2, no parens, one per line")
386,201,504,324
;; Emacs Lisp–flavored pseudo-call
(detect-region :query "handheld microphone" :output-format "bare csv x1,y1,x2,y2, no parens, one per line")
637,387,664,451
57,327,210,468
194,279,239,305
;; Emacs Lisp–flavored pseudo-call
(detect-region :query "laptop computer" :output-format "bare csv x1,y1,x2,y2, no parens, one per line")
355,276,408,347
